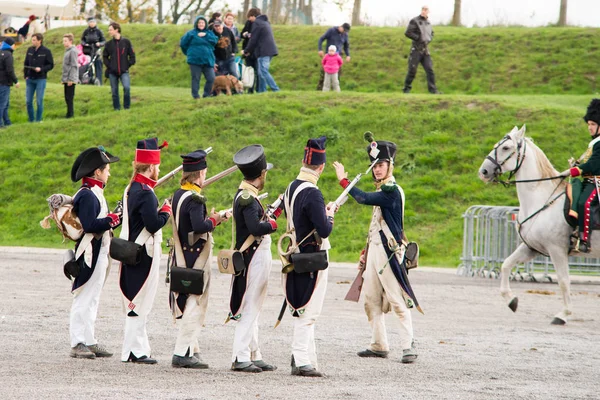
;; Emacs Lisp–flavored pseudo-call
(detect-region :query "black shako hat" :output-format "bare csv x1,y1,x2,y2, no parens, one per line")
181,149,208,172
366,140,397,164
233,145,273,180
303,136,327,165
584,99,600,125
71,146,120,182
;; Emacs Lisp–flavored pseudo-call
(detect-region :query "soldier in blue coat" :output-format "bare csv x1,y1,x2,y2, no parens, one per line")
334,139,419,364
229,144,279,373
561,99,600,252
69,146,120,359
281,136,336,377
170,150,228,369
119,138,171,364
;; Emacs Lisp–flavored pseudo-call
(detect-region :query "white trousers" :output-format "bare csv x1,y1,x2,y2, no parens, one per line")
120,250,161,361
69,252,109,348
231,236,272,363
363,241,413,351
323,72,340,92
174,262,211,357
290,268,328,368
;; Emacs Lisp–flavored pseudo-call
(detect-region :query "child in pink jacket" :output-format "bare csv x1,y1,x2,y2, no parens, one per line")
321,45,343,92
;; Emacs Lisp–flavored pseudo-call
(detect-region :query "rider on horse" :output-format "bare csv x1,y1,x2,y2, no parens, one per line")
560,98,600,253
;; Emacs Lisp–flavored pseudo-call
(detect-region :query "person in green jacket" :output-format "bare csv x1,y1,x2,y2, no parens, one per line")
561,99,600,252
180,16,218,99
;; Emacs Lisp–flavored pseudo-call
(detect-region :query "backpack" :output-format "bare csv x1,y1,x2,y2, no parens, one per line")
241,64,255,89
40,192,85,242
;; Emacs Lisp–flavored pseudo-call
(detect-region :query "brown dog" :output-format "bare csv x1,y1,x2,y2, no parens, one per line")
212,75,244,96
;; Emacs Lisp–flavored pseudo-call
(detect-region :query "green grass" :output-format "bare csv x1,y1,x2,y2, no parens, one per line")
12,25,600,94
0,84,593,266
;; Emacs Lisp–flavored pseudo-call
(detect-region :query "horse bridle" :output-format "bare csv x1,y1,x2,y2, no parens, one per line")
486,134,526,181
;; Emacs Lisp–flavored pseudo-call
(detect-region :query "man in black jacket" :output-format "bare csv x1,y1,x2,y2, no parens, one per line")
243,8,279,93
103,22,136,110
402,6,440,94
81,18,106,85
316,23,350,91
212,20,239,78
0,37,19,128
24,33,53,122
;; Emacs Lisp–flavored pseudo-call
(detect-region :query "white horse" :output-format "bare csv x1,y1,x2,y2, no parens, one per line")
478,125,595,325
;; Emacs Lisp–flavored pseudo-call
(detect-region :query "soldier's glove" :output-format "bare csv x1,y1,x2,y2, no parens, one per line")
107,213,120,228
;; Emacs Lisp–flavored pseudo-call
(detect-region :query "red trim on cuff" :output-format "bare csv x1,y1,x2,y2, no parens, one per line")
160,204,172,215
107,213,120,227
570,167,581,177
340,178,350,189
268,219,278,230
208,217,217,228
273,207,282,218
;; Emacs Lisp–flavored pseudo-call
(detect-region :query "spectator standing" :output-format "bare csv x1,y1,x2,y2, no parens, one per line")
208,12,222,26
24,33,54,122
61,34,79,119
81,17,106,85
317,23,350,91
243,8,279,93
322,45,343,92
241,16,259,93
180,16,218,99
403,6,440,94
103,22,136,110
212,20,239,78
0,37,19,128
224,12,241,43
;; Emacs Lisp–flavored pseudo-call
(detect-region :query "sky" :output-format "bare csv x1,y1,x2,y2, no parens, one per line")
5,0,600,28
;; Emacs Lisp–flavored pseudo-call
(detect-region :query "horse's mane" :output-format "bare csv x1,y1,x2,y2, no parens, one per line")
524,137,564,182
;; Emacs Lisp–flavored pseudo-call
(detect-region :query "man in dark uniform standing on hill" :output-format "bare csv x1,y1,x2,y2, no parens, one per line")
281,136,336,377
119,137,171,364
170,149,229,369
229,144,279,373
402,5,440,94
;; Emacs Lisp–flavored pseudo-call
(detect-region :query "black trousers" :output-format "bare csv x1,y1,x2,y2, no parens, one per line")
403,48,437,93
317,65,343,91
64,83,76,118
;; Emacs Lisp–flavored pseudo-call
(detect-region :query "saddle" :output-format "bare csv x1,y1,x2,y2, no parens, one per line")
564,184,600,230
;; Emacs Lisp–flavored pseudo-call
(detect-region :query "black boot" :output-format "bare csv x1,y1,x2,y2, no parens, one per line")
578,233,591,253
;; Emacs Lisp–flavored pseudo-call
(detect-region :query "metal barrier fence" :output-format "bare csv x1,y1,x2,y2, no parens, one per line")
457,205,600,281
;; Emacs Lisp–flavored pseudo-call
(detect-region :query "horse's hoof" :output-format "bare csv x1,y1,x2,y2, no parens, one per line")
551,317,566,325
508,297,518,312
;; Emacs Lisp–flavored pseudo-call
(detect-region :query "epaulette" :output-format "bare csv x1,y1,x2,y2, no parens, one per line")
190,192,207,204
141,184,152,191
238,190,255,207
381,182,397,193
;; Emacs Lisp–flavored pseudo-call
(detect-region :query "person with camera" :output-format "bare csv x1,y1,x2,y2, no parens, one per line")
169,150,229,369
81,17,105,85
281,136,335,378
228,144,278,373
68,146,120,359
119,137,171,365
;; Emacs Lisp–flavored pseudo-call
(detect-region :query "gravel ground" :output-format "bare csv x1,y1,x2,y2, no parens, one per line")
1,247,599,400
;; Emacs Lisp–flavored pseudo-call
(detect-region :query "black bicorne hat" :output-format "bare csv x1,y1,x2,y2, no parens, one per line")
584,99,600,125
234,144,273,180
366,140,397,164
181,149,208,172
71,146,120,182
303,136,327,165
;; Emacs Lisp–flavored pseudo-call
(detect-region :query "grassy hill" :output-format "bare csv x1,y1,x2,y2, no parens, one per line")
12,25,600,94
0,84,592,266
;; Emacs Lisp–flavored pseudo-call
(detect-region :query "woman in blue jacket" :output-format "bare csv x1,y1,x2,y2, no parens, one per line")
180,16,218,99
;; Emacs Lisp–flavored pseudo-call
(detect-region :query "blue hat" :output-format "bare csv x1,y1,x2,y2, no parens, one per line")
303,136,327,165
181,149,208,172
234,144,273,180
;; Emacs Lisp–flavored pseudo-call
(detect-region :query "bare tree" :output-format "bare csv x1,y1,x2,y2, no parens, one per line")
158,0,164,23
451,0,461,26
351,0,361,26
79,0,88,15
558,0,567,26
242,0,251,18
169,0,199,24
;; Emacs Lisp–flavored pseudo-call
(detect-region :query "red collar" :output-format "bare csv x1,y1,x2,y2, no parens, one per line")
82,177,105,189
134,173,157,188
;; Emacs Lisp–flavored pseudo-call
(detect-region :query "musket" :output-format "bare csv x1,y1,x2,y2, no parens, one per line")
155,147,213,188
219,193,268,218
334,158,379,207
202,165,239,188
264,195,284,219
344,245,368,302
